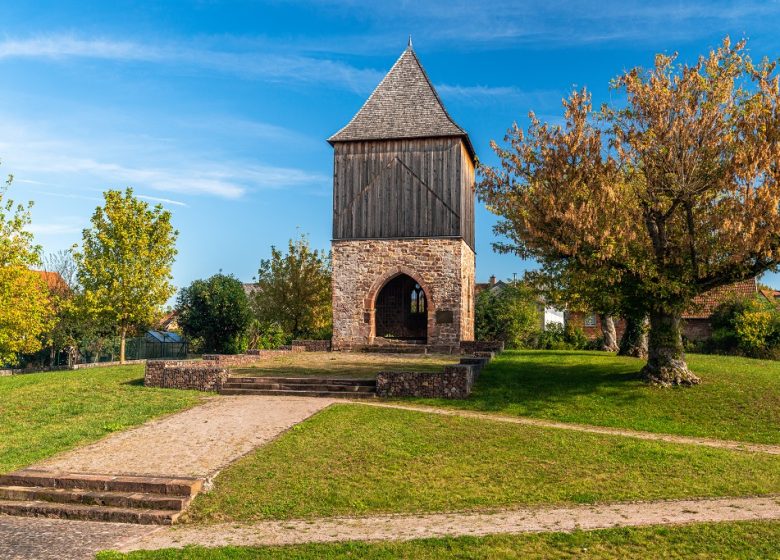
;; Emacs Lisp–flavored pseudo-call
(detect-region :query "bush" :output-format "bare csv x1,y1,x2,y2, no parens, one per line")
248,321,288,350
536,323,589,350
475,282,541,348
705,295,780,359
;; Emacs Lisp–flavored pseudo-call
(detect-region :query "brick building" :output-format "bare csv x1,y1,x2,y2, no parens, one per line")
329,42,476,351
569,278,759,342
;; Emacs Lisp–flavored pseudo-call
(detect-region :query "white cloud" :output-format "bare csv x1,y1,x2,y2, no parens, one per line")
0,35,383,93
137,195,188,207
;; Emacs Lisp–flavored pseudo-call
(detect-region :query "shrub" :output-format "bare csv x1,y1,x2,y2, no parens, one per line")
706,295,780,359
536,323,589,350
475,282,541,348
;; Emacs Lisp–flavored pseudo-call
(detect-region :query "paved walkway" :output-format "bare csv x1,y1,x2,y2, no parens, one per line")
116,495,780,551
355,402,780,455
37,396,335,478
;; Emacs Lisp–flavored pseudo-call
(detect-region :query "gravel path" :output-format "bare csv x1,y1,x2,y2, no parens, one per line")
0,516,153,560
116,495,780,551
38,396,335,478
356,402,780,455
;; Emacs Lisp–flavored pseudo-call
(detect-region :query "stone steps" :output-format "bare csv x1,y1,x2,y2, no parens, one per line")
220,388,377,398
0,470,201,524
221,376,377,398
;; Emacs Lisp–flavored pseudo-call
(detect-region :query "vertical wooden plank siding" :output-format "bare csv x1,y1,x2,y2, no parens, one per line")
332,138,475,250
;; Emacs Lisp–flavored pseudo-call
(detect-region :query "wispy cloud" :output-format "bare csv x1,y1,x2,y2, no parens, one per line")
28,217,83,236
0,35,383,93
137,195,188,207
0,117,326,201
437,84,561,107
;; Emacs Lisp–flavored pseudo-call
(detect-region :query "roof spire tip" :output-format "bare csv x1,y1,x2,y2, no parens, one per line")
408,35,413,49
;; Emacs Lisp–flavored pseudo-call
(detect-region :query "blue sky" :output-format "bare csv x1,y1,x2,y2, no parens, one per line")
3,0,780,291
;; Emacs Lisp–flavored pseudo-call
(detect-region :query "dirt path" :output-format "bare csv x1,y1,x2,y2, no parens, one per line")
115,495,780,551
355,401,780,455
37,396,335,478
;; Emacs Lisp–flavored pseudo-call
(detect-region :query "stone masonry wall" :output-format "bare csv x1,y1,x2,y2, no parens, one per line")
291,340,332,352
144,360,228,391
376,364,475,399
332,238,476,350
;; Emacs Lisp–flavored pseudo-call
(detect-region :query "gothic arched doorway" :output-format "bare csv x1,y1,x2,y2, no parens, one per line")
374,274,428,342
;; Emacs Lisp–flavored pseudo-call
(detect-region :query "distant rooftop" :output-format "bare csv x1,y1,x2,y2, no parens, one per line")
328,44,475,159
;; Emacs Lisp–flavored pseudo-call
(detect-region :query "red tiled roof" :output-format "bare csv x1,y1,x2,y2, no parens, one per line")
33,270,70,294
683,278,757,319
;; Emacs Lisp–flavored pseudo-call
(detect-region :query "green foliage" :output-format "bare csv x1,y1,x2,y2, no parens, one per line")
707,296,780,359
73,188,177,361
474,282,540,348
0,169,53,365
247,320,287,350
536,323,589,350
177,273,253,354
253,234,331,340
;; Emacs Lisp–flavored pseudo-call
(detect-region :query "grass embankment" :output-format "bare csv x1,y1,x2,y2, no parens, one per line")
97,520,780,559
411,350,780,444
231,351,456,378
186,405,780,523
0,365,203,474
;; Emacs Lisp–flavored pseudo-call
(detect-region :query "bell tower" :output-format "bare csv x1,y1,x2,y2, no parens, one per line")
328,43,476,351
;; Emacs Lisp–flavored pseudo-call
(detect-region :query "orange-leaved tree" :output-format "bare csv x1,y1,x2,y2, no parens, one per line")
479,38,780,385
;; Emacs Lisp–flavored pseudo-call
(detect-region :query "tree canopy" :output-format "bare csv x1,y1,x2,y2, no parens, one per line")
479,38,780,385
0,169,52,365
177,273,253,354
74,188,177,363
252,234,331,340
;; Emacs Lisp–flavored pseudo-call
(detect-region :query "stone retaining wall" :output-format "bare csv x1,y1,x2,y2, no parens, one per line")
376,364,475,399
291,340,332,352
144,360,228,392
460,341,505,354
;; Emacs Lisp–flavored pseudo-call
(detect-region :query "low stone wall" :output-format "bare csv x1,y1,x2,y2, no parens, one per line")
460,341,505,354
376,364,476,399
1,359,147,376
291,340,332,352
202,354,259,366
144,360,228,392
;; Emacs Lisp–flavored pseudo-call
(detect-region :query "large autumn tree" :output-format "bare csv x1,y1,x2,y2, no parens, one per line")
479,38,780,385
0,167,53,365
74,188,178,363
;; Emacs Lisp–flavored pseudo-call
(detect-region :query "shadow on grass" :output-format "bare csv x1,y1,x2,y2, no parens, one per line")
121,378,145,387
452,350,646,415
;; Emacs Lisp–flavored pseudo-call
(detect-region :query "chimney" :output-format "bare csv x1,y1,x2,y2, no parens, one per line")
489,275,496,286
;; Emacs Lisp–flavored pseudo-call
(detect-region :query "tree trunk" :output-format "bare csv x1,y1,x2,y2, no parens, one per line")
119,327,127,364
599,314,619,352
641,311,700,386
618,314,648,359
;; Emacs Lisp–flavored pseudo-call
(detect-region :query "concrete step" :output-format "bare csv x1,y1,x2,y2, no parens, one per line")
228,376,375,386
0,485,189,511
0,470,202,496
0,499,181,525
219,388,377,398
222,382,375,392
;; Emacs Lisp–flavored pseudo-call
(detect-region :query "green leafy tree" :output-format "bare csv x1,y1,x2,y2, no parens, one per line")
479,38,780,385
252,234,331,340
0,167,53,365
74,188,177,363
176,273,253,354
474,281,541,348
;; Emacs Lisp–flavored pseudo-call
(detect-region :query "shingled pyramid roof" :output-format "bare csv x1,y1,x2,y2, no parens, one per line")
328,45,475,158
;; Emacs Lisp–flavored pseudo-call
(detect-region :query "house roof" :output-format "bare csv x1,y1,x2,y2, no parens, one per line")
33,270,70,294
683,278,758,319
328,44,475,160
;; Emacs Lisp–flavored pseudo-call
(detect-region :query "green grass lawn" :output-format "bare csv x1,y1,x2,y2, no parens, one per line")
97,520,780,559
185,404,780,523
0,365,204,474
411,350,780,445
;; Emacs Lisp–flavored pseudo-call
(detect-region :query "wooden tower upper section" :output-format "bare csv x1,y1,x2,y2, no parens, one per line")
328,44,476,250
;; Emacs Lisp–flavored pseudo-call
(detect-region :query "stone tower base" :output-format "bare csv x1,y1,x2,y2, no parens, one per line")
331,238,475,350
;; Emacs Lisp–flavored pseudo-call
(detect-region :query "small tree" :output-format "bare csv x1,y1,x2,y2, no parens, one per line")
176,274,253,354
74,188,177,363
475,281,541,348
479,38,780,385
253,234,331,340
0,169,53,365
